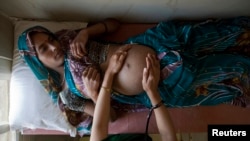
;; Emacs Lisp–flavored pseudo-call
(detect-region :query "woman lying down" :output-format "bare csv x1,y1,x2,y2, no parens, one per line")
18,17,250,127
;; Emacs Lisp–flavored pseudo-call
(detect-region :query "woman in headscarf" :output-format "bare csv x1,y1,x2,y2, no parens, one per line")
17,18,123,126
18,17,250,126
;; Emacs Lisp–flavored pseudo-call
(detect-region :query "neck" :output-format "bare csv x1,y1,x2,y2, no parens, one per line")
48,63,66,89
57,66,66,89
58,66,64,77
52,65,65,80
52,64,64,77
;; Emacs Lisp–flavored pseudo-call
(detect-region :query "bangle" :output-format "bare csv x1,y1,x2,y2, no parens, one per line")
101,86,112,93
151,100,164,110
100,21,108,33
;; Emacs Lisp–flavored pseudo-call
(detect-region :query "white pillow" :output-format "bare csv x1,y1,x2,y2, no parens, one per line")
9,20,88,137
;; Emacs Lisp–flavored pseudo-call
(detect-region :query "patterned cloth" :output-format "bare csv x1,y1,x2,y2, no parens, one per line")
111,16,250,108
18,17,250,136
17,26,148,136
18,17,250,110
56,29,95,99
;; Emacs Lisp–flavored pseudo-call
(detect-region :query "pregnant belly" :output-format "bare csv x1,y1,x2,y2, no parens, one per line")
104,44,156,95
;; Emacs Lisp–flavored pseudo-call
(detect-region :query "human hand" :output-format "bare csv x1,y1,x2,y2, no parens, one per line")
70,29,89,58
107,44,131,74
142,54,160,96
82,67,100,103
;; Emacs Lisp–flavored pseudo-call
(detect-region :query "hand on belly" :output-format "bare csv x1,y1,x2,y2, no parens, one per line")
112,44,156,95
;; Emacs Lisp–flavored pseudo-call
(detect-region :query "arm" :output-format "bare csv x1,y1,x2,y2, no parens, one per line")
147,91,177,141
82,67,117,121
90,45,130,141
80,95,116,122
82,101,95,116
142,54,177,141
84,18,121,37
70,18,120,58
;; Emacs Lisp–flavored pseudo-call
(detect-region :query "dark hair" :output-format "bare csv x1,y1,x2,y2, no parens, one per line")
29,31,57,50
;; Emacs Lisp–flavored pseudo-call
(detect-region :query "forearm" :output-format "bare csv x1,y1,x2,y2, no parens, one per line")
90,72,114,141
83,101,95,116
91,47,127,141
154,106,177,141
87,89,116,123
94,72,114,126
148,91,177,141
82,18,120,38
89,88,117,122
91,89,110,139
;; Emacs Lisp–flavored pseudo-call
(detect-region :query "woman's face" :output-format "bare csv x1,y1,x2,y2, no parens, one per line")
30,32,64,70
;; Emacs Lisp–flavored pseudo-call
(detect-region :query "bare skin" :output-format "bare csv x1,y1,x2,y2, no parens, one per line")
142,54,177,141
100,44,156,95
89,53,177,141
69,18,157,95
29,19,121,120
31,18,157,96
30,18,156,120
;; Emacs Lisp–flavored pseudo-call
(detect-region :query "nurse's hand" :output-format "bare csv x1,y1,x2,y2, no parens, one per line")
107,44,131,74
142,53,160,96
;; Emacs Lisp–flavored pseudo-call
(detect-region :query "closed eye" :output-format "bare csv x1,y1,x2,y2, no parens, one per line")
38,35,51,53
38,44,47,54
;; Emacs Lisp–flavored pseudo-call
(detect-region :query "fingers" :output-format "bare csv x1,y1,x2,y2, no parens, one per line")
118,51,127,62
145,54,155,77
108,50,128,74
144,53,160,80
147,54,160,69
87,67,94,78
142,67,149,83
82,67,99,81
95,71,100,82
70,41,86,58
115,51,128,69
146,56,150,69
117,44,132,52
82,67,89,78
146,54,153,75
75,43,84,57
151,54,160,68
92,68,101,82
111,49,128,63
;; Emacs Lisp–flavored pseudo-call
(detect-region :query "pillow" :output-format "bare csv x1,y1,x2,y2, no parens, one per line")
9,20,88,137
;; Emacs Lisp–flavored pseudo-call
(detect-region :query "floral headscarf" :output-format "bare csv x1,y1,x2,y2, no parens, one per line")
18,26,61,103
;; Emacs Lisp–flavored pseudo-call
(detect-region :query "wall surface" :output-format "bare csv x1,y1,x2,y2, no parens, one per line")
0,13,13,58
0,0,249,23
0,13,13,79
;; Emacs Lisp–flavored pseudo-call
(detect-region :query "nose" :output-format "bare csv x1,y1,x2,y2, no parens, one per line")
48,43,56,52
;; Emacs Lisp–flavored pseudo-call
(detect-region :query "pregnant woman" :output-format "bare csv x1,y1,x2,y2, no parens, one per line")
18,17,250,125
